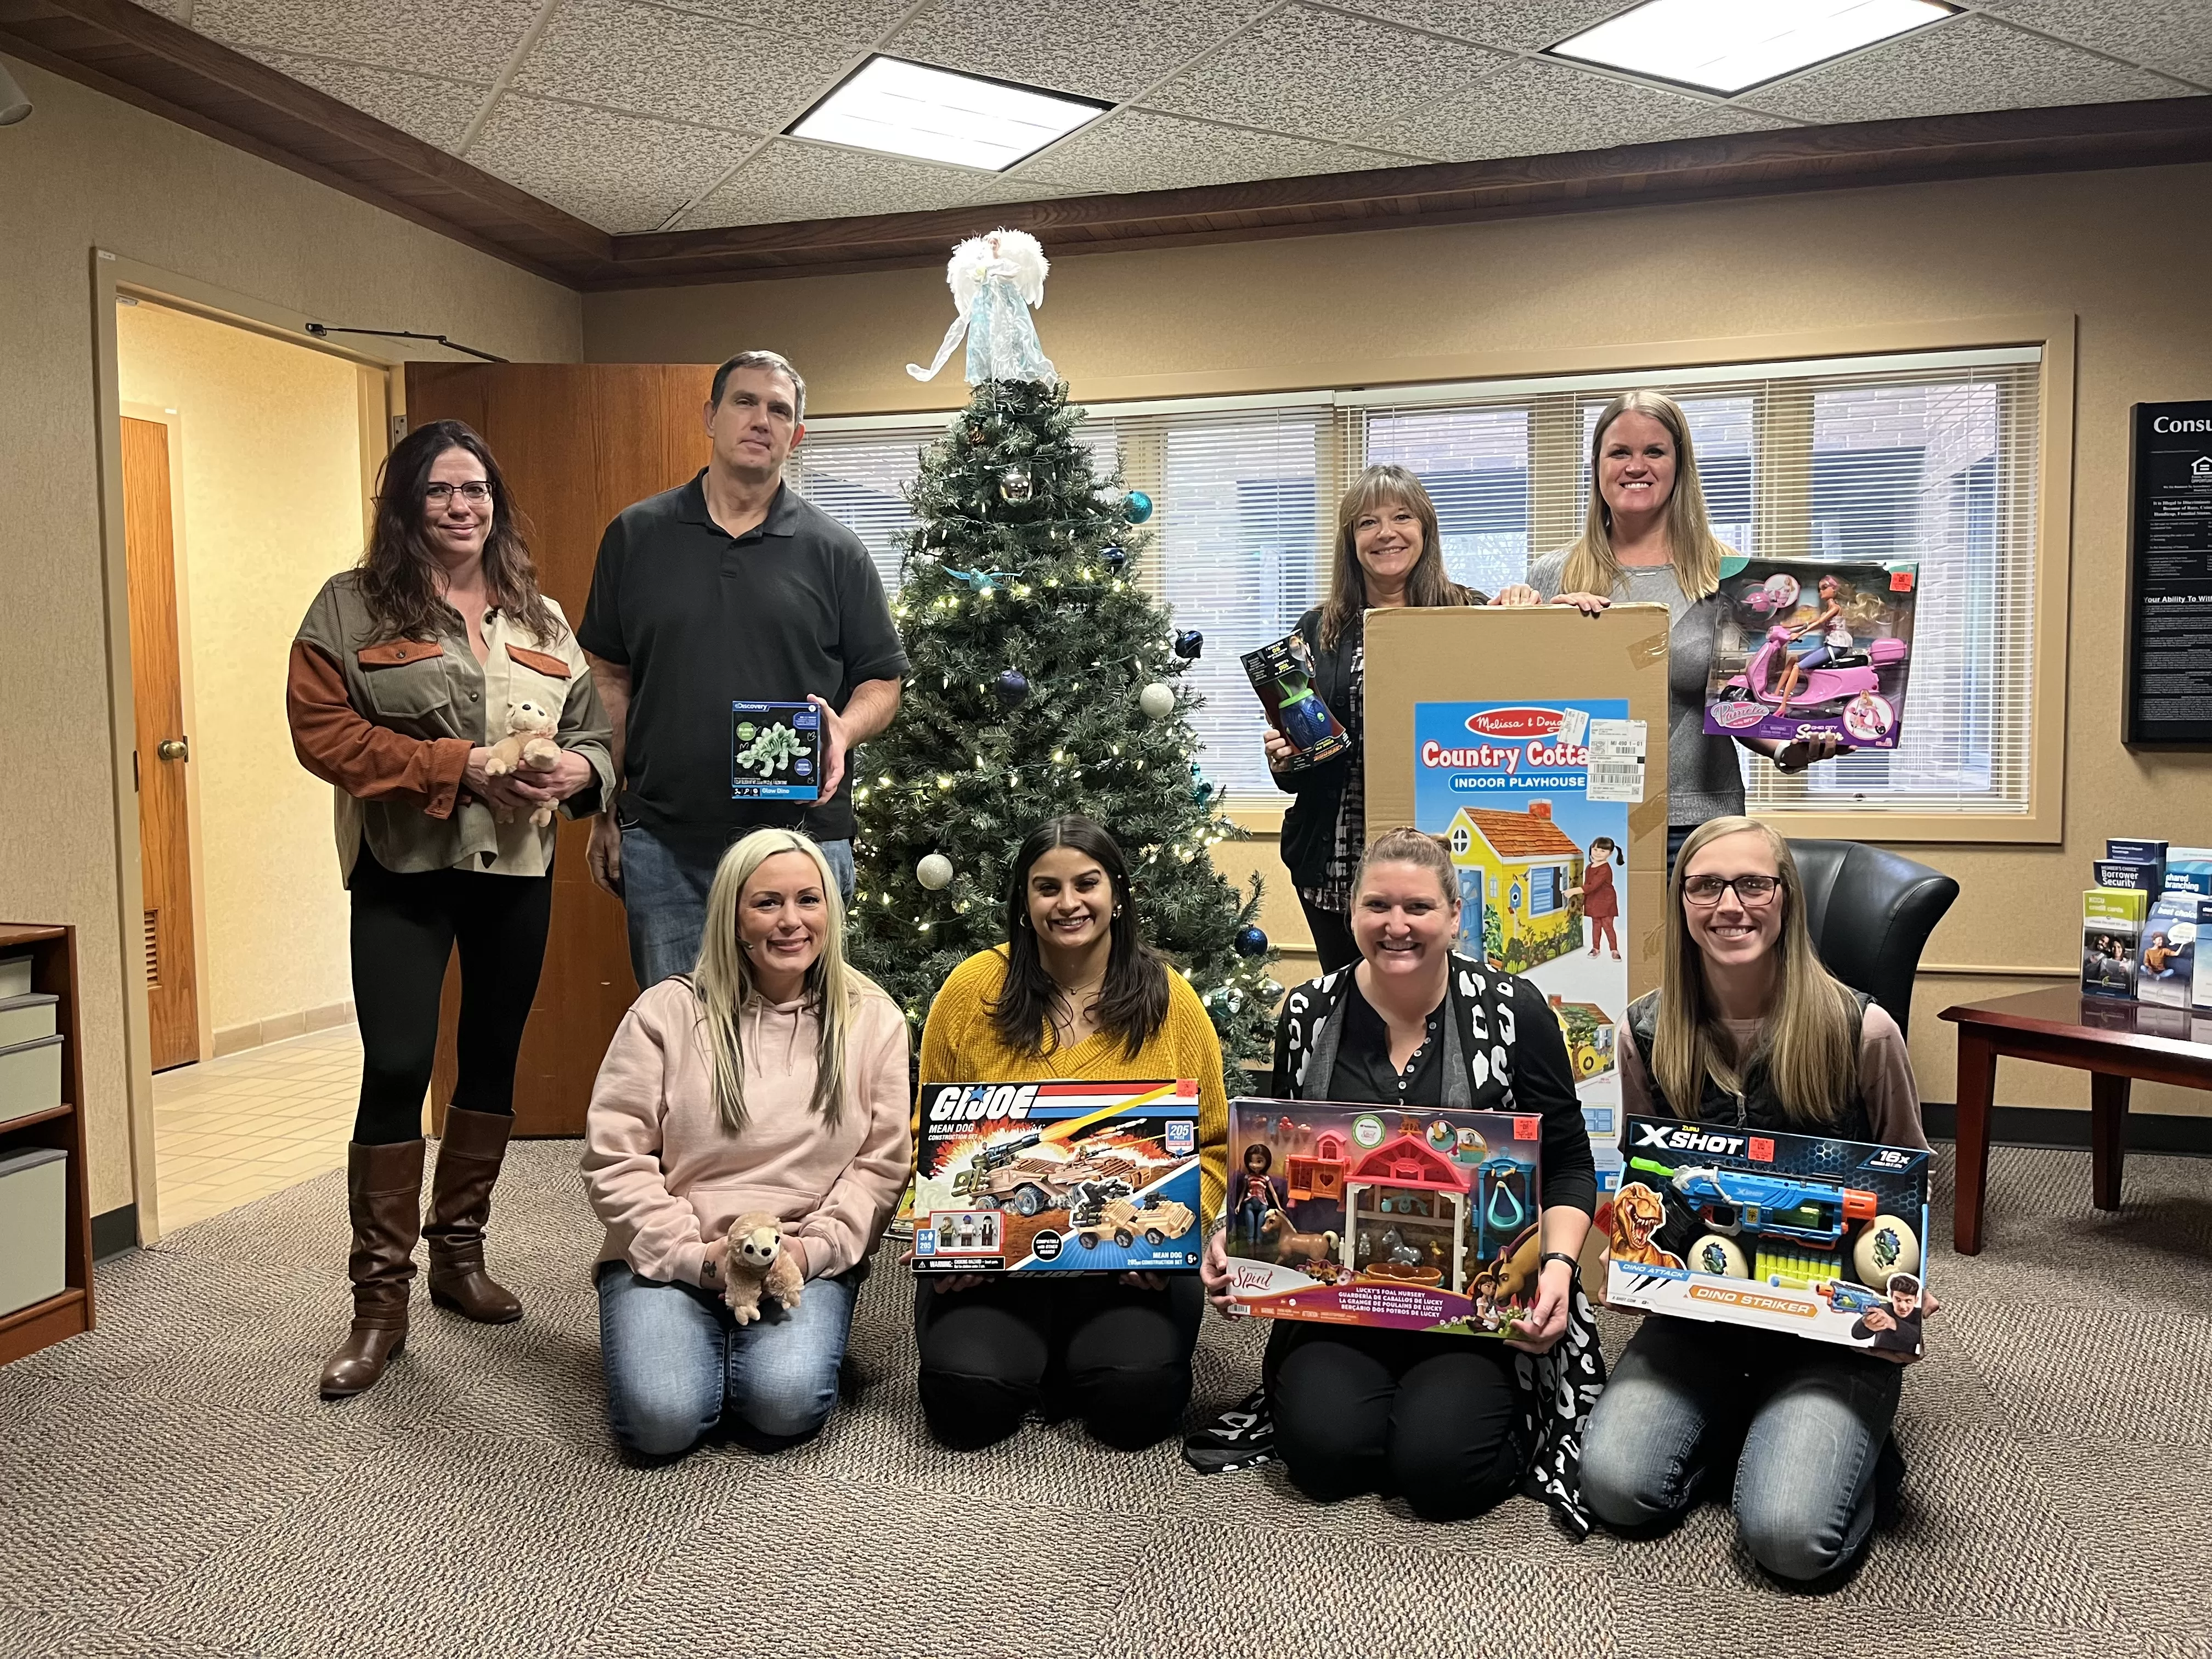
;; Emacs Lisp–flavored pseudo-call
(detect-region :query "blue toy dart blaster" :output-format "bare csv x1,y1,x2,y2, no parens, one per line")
1818,1280,1886,1316
1627,1157,1877,1246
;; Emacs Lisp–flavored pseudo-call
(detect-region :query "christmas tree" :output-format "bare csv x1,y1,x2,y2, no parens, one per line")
849,236,1277,1084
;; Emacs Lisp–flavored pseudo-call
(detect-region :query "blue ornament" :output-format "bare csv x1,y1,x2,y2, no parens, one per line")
1103,544,1128,572
1125,490,1154,524
994,669,1030,707
945,566,1018,592
1234,926,1268,958
1173,629,1204,660
1189,763,1215,805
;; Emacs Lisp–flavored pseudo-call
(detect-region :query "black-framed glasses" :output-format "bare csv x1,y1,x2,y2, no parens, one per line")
1681,873,1781,907
424,481,492,505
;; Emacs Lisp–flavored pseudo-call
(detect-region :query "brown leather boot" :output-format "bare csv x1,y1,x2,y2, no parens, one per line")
424,1107,523,1324
320,1139,424,1401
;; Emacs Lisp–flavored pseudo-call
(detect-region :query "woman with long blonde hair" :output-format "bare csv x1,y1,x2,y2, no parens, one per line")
1579,816,1931,1584
1491,391,1846,870
1266,465,1482,970
583,828,911,1462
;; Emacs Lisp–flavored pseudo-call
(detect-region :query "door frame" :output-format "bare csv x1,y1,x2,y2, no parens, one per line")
91,250,402,1243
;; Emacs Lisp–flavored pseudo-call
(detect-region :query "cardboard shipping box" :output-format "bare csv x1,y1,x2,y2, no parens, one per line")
1363,603,1672,1196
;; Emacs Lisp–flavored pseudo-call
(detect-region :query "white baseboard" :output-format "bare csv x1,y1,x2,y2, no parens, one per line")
211,999,355,1058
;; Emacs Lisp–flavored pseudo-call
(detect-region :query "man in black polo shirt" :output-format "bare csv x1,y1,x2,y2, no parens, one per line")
579,349,907,989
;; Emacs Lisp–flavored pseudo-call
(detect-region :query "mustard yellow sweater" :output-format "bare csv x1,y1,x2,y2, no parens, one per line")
917,946,1231,1221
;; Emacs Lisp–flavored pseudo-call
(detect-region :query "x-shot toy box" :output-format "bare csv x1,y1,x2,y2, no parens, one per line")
1223,1098,1544,1338
1704,555,1918,750
729,701,822,801
911,1080,1203,1274
1605,1116,1932,1357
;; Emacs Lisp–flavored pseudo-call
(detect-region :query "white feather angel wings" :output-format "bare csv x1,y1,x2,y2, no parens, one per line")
905,228,1057,385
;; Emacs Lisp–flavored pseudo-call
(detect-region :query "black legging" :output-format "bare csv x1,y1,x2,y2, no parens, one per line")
348,845,552,1144
1297,894,1358,976
913,1275,1203,1452
1264,1319,1527,1522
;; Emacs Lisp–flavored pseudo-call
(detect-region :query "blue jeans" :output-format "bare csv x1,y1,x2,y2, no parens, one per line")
619,822,854,990
595,1261,858,1461
1579,1314,1903,1583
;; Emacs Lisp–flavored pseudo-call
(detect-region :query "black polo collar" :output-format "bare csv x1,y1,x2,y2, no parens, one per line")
678,471,800,541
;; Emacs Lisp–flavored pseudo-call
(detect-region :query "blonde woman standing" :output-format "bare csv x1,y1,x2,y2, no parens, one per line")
1579,816,1931,1584
583,829,911,1462
1267,465,1482,972
1491,392,1843,870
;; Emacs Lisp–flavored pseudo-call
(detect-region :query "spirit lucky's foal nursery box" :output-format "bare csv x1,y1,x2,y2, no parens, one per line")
1605,1116,1932,1356
912,1080,1203,1274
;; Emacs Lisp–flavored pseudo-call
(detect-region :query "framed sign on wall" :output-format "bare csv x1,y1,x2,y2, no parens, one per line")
2125,399,2212,747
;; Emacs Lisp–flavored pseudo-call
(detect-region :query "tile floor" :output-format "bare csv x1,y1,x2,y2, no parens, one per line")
151,1025,362,1233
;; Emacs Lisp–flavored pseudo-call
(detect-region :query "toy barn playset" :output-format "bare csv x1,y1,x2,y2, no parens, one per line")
1222,1098,1544,1338
911,1080,1203,1274
1703,556,1918,749
1604,1116,1932,1356
1242,631,1351,769
729,701,823,801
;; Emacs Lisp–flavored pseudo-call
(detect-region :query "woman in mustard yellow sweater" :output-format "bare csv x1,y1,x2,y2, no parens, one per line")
914,815,1229,1452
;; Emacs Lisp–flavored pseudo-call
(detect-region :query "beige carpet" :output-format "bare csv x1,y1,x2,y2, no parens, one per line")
4,1139,2210,1659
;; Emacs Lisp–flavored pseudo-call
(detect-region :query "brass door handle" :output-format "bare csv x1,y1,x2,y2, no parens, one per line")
157,737,189,762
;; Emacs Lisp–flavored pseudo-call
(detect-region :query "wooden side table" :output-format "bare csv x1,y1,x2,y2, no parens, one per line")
1939,987,2212,1254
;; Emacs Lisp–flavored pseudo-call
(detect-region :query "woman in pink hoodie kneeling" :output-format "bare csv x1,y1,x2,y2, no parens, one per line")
583,828,911,1462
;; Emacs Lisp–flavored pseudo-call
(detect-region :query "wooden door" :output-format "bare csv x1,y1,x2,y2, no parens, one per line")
407,364,715,1136
120,416,200,1071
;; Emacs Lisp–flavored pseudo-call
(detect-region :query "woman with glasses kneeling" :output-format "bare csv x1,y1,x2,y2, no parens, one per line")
1201,830,1602,1524
584,830,911,1462
913,816,1229,1452
1579,816,1931,1584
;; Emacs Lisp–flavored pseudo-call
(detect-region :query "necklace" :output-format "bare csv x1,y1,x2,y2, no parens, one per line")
1052,976,1105,1042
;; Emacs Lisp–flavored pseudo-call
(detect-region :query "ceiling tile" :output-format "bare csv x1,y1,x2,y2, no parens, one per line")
961,173,1102,206
1977,0,2212,88
466,95,759,232
1368,50,1753,161
675,137,989,229
510,0,861,135
1746,12,2197,124
1146,4,1513,154
888,0,1274,104
650,0,915,47
239,49,483,151
1336,0,1632,52
1021,108,1420,194
191,0,540,83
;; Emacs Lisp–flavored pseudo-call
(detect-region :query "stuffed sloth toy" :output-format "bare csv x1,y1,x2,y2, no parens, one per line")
720,1212,804,1325
481,699,561,827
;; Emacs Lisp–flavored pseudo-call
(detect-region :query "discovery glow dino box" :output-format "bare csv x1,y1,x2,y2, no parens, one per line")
1703,556,1918,750
729,701,822,802
1605,1116,1933,1356
911,1080,1203,1274
1222,1098,1544,1338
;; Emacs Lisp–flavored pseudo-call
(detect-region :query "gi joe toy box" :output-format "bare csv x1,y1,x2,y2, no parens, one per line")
730,701,822,801
1703,555,1918,749
1605,1116,1932,1356
911,1080,1203,1274
1223,1098,1544,1338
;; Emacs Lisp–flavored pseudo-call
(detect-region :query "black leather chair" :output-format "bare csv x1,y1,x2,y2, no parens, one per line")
1786,839,1960,1041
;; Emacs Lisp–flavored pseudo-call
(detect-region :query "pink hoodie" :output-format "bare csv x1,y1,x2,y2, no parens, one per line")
583,977,913,1287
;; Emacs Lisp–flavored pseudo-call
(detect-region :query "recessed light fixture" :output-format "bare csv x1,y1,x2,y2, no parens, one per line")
1548,0,1958,95
787,55,1109,172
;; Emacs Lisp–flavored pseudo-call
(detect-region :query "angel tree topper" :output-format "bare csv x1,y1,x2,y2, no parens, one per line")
906,228,1057,387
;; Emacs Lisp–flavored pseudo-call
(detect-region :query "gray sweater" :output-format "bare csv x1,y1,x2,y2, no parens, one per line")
1526,548,1747,827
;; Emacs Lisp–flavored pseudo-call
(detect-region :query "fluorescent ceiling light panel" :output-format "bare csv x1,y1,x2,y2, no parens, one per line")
1548,0,1957,94
788,57,1108,171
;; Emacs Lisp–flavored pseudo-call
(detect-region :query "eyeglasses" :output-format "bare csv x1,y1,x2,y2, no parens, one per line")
1681,873,1781,907
424,482,492,505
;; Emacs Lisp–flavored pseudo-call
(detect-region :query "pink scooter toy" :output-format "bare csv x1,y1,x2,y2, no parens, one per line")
1716,624,1908,713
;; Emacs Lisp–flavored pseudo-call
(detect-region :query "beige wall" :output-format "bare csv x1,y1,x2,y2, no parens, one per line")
587,161,2212,1118
0,54,583,1219
116,300,363,1043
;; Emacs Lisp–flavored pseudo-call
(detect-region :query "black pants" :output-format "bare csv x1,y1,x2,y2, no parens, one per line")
348,846,553,1145
1296,894,1359,976
913,1275,1203,1452
1264,1319,1526,1522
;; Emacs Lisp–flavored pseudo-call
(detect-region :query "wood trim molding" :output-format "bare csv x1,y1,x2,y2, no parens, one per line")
4,0,2208,291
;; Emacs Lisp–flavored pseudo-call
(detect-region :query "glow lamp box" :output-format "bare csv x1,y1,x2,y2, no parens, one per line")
729,701,822,801
1222,1098,1543,1338
911,1080,1203,1274
1242,632,1350,770
1703,556,1918,749
1605,1116,1932,1356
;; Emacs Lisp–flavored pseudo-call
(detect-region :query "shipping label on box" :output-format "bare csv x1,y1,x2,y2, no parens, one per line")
1605,1116,1932,1356
1223,1098,1542,1338
729,701,823,800
912,1080,1202,1274
1704,556,1917,749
